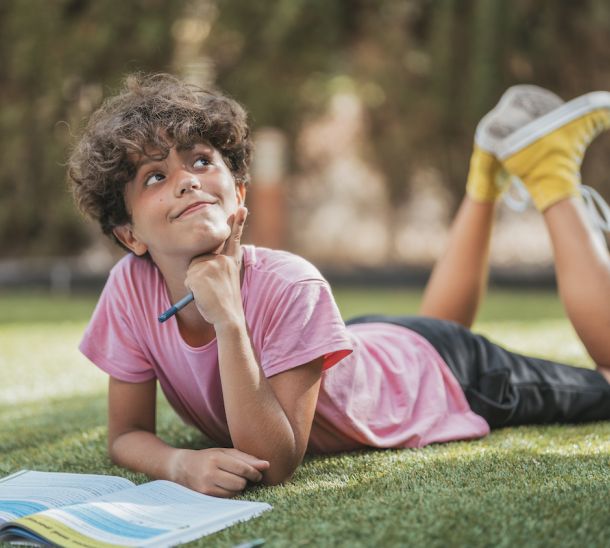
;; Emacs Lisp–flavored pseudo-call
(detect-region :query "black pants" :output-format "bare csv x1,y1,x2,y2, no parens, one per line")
346,315,610,428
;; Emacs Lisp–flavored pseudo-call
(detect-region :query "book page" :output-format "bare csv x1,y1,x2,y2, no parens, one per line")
0,470,135,523
12,480,271,547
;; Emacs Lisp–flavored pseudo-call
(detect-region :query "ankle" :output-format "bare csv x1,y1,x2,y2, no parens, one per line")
466,146,504,203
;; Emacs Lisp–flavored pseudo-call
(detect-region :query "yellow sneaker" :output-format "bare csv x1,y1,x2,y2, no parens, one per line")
498,91,610,211
466,85,564,203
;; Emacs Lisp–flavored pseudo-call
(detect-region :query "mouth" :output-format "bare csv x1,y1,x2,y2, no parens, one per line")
173,200,215,220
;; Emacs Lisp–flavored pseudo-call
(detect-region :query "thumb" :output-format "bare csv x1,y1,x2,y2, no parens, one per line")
223,206,248,258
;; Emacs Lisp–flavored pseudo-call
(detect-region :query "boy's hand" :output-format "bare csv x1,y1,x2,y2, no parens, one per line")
185,207,248,327
171,447,270,498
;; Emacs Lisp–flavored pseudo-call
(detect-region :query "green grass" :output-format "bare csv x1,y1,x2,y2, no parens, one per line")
1,288,609,547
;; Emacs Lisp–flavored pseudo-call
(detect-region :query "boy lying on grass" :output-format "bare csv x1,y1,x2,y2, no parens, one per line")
69,74,610,497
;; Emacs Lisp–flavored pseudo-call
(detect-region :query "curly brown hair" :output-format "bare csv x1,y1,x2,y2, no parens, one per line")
68,73,252,248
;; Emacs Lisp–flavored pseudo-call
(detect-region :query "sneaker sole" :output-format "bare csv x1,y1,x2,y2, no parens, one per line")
474,84,563,154
496,91,610,160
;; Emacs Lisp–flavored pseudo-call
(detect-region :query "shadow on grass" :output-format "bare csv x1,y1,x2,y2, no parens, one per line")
0,394,107,451
0,392,215,477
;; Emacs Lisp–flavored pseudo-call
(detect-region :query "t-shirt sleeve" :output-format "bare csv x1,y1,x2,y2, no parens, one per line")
260,280,353,377
79,266,156,383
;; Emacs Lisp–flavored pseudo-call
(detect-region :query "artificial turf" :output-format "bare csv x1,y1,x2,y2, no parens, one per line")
0,289,609,547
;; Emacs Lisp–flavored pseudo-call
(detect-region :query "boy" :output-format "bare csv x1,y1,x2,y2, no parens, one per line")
70,74,610,498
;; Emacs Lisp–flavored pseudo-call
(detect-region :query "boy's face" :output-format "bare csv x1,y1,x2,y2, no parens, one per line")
114,142,246,265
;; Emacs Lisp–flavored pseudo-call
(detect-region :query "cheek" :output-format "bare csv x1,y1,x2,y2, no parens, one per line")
215,183,240,209
133,196,166,225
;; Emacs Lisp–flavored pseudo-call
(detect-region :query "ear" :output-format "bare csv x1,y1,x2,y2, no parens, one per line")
235,182,247,205
113,224,149,256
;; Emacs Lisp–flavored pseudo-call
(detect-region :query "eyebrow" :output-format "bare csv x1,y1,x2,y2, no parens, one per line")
133,156,164,177
178,142,214,153
133,142,215,173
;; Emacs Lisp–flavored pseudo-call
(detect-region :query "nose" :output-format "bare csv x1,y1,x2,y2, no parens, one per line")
175,170,202,196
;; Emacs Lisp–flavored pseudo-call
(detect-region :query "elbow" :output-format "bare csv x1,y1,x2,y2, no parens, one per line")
262,468,294,487
232,430,305,486
107,431,134,468
107,437,122,466
108,451,122,468
261,455,301,486
231,443,297,486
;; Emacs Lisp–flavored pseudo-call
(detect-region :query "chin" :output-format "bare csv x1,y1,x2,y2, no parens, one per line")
180,217,229,254
198,228,232,254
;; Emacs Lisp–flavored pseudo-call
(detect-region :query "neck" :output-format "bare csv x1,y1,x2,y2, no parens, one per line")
162,264,215,346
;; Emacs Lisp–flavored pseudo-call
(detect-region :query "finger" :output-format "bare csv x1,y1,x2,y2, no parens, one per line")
223,206,248,258
187,254,216,271
213,469,249,493
223,449,270,471
184,254,215,290
207,484,241,498
218,458,265,483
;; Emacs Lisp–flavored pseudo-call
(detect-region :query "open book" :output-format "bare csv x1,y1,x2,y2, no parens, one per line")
0,470,271,547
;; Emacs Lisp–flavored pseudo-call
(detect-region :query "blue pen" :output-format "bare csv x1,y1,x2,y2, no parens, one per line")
158,292,194,323
234,539,265,548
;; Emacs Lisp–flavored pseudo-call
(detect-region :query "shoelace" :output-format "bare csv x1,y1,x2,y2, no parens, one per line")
581,185,610,233
502,177,530,213
503,179,610,237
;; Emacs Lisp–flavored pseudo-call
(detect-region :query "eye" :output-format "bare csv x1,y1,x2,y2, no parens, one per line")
144,172,165,187
193,156,212,169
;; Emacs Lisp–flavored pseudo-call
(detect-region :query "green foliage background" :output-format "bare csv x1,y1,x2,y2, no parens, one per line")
3,0,610,257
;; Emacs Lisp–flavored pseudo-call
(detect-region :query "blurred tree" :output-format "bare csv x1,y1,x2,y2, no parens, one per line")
208,0,610,205
2,0,610,257
0,0,183,257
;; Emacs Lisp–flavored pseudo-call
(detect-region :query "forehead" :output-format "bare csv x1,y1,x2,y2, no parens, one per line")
129,140,215,169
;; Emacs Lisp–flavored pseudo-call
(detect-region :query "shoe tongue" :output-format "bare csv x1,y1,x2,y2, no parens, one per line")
488,88,564,139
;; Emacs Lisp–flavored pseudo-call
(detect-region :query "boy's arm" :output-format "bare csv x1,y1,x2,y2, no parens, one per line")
216,323,324,485
187,209,326,485
107,377,269,497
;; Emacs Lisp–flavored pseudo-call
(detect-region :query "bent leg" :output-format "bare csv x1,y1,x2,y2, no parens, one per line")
419,197,496,327
543,197,610,377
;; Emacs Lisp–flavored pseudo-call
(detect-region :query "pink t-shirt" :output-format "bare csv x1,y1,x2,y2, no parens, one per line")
80,246,489,453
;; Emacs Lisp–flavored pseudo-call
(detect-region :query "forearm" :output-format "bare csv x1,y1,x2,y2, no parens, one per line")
109,429,184,482
216,320,302,483
109,430,269,497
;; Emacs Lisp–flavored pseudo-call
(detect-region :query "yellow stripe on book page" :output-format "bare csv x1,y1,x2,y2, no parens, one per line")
14,514,126,548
